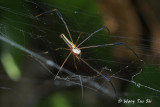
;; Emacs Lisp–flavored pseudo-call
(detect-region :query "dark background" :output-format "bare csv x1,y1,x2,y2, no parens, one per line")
0,0,160,107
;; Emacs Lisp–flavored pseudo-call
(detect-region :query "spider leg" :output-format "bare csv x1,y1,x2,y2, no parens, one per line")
75,32,83,45
80,42,143,62
54,52,72,80
43,51,49,54
77,26,109,47
55,48,70,51
36,9,73,43
73,55,78,70
27,51,49,56
76,55,117,97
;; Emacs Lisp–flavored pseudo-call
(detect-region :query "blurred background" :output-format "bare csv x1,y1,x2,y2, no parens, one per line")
0,0,160,107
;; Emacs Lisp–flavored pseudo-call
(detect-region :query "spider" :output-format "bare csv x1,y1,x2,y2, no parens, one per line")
36,9,142,96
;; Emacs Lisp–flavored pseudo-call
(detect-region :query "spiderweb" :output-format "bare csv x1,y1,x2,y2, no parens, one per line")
0,0,160,107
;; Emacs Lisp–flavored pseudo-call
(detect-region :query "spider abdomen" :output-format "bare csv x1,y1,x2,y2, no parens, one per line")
72,47,81,55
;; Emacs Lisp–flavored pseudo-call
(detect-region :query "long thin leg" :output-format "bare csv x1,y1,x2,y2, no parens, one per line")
54,52,72,80
77,55,107,79
76,55,117,96
73,55,77,70
79,43,113,49
27,51,49,56
79,42,143,62
77,26,106,47
75,32,83,45
55,48,70,51
36,9,73,43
